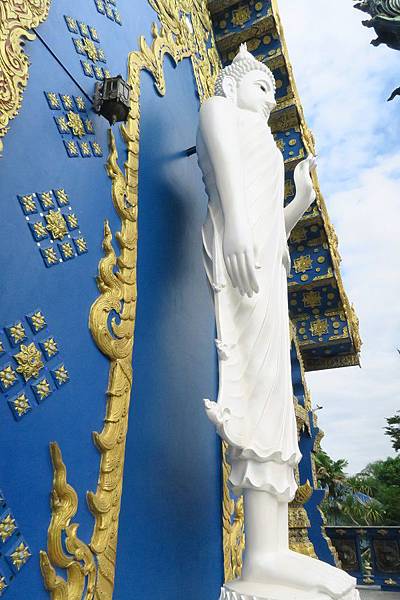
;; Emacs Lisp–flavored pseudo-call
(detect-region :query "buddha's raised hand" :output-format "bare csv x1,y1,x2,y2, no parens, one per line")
293,155,317,206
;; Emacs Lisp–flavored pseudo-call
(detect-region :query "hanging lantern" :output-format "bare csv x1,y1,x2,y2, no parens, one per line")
93,75,131,125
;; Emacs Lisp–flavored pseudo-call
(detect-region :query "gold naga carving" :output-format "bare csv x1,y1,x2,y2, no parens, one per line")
40,2,220,599
222,442,245,582
0,0,52,156
40,443,97,600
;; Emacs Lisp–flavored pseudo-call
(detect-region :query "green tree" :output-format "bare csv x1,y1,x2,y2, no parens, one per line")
315,450,385,526
384,411,400,452
358,457,400,524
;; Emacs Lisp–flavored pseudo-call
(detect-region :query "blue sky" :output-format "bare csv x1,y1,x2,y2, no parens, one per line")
279,0,400,472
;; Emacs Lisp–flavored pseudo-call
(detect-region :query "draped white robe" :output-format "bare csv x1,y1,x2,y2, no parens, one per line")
197,108,301,501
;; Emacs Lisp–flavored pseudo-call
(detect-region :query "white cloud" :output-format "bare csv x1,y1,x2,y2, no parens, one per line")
278,0,400,472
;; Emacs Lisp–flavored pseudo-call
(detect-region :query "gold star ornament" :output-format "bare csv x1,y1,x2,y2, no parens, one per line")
14,343,44,381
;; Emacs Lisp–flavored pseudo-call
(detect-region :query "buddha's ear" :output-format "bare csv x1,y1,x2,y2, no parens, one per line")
222,76,236,101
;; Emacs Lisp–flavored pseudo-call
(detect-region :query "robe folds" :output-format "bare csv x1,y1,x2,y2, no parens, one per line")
197,107,301,502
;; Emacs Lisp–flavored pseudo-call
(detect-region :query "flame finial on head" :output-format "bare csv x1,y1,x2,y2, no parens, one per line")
214,43,276,97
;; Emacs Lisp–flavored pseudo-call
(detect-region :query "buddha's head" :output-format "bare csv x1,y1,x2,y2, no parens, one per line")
215,44,276,118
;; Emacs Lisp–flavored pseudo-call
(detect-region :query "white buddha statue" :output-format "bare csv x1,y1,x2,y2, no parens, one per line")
197,45,358,600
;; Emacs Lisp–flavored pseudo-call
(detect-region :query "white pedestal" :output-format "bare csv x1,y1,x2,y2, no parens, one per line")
219,583,361,600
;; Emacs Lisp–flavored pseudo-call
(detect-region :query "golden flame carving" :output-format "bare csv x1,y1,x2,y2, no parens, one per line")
40,2,219,599
0,0,52,156
39,443,97,600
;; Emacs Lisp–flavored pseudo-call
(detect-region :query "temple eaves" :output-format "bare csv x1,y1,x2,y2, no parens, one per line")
207,0,362,371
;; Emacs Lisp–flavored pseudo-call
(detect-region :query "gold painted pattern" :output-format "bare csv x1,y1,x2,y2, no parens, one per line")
15,342,44,381
35,378,51,400
43,338,58,357
41,3,220,599
10,542,31,570
45,210,68,240
0,0,52,156
0,365,17,389
66,112,85,138
53,365,69,385
9,322,26,343
12,393,31,417
0,515,16,543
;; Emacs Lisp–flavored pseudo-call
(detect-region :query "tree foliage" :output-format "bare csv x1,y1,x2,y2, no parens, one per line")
384,411,400,452
314,450,400,526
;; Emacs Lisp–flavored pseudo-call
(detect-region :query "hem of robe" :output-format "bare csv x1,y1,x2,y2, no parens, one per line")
229,457,298,502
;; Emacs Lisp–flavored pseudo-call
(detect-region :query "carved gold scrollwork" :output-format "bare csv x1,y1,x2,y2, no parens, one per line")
0,0,52,156
222,442,245,582
40,442,97,600
41,2,220,599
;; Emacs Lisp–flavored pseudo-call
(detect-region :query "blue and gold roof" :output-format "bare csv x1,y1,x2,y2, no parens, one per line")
207,0,361,371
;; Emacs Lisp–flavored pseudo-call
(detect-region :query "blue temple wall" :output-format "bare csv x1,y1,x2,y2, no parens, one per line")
0,1,223,598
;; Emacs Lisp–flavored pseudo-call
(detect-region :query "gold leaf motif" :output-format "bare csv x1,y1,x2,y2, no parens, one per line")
294,255,312,273
11,393,31,417
0,515,16,542
40,443,96,599
44,247,59,264
61,94,73,109
0,576,7,594
9,322,26,343
232,6,251,26
21,194,36,212
10,542,31,570
45,210,68,240
0,366,17,389
66,140,79,156
53,365,69,385
61,242,74,258
66,112,85,138
75,237,87,252
303,290,321,309
43,337,58,357
66,213,78,228
0,0,52,156
55,189,69,205
30,310,46,331
83,38,98,62
35,378,52,399
33,222,48,238
310,318,328,337
15,342,44,381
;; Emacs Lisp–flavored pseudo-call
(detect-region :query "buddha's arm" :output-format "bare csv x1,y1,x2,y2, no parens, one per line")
199,98,259,297
284,155,317,238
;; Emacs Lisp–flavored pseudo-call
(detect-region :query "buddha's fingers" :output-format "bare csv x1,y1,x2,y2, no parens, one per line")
230,255,243,294
245,252,259,294
237,252,252,297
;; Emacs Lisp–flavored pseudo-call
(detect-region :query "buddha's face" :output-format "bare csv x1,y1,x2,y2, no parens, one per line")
235,69,276,117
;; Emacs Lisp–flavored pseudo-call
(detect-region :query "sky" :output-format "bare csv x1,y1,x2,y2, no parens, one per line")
278,0,400,473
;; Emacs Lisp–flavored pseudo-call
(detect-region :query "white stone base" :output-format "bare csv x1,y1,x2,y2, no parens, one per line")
219,584,361,600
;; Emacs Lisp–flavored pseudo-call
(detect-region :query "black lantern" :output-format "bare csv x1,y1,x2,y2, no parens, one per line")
93,75,131,125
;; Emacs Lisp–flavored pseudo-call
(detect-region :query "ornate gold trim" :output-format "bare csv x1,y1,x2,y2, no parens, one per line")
269,0,362,358
222,442,245,582
39,443,96,600
41,3,219,599
0,0,51,156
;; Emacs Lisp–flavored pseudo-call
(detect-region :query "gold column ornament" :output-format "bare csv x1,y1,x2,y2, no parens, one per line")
0,0,52,156
41,2,220,599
